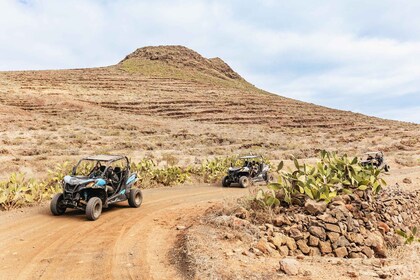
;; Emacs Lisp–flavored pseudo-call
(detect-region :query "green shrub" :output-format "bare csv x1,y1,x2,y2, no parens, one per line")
191,156,237,183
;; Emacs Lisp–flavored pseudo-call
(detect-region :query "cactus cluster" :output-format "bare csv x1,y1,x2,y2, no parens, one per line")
257,150,387,207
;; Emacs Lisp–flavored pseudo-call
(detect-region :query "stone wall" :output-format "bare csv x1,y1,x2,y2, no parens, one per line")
245,186,420,258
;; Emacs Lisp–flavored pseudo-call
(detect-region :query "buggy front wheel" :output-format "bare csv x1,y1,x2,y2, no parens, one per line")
128,189,143,208
222,176,231,188
86,197,102,221
50,193,66,216
239,176,250,188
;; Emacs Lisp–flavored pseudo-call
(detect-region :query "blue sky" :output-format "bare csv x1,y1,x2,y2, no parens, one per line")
1,0,419,123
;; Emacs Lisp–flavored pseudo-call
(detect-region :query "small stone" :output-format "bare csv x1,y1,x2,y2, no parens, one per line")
255,239,271,255
273,214,291,226
365,231,387,258
279,258,300,276
347,271,359,278
289,228,303,240
317,213,338,223
278,246,289,257
327,232,340,243
176,225,186,230
296,239,310,254
377,222,390,233
334,236,350,248
325,223,341,233
305,199,327,215
319,241,332,254
345,204,354,212
349,252,366,258
269,233,288,248
308,247,321,256
309,235,320,246
402,178,412,184
361,246,374,258
285,237,297,251
347,232,364,245
334,247,348,258
309,226,326,240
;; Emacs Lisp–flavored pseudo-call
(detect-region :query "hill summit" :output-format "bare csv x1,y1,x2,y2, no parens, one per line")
120,45,242,80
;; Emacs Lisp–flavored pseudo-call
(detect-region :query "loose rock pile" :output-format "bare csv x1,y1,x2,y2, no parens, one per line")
241,186,420,259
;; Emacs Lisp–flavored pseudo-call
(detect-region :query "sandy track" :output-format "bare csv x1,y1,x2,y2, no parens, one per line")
0,184,249,280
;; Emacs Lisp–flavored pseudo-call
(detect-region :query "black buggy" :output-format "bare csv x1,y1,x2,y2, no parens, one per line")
222,155,272,188
360,151,390,172
50,155,142,221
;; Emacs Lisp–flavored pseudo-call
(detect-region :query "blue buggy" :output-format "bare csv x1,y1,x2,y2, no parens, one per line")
50,155,142,220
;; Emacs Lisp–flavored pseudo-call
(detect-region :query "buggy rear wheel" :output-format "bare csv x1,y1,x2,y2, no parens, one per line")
86,197,102,221
239,176,250,188
50,193,66,216
128,188,143,208
222,176,231,188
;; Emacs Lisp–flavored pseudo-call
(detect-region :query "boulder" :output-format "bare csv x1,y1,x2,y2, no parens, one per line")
305,199,327,215
279,258,300,276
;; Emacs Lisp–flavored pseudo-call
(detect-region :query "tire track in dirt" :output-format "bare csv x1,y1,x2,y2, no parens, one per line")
0,184,249,280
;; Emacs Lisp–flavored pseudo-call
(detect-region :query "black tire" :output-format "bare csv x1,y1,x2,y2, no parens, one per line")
239,176,250,188
128,188,143,208
50,193,66,216
384,165,390,172
86,197,102,221
222,176,231,188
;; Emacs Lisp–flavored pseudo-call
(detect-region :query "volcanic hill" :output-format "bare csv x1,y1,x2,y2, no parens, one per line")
0,45,418,178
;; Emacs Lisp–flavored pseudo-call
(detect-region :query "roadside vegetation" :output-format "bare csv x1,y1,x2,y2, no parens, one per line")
0,156,237,210
254,150,387,208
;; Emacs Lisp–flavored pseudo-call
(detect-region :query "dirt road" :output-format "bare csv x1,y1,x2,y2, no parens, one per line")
0,184,249,280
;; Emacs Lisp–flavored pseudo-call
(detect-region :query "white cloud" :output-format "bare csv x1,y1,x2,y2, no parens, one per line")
0,0,419,123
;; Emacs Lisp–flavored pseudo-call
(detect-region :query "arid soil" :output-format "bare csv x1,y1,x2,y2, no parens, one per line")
0,46,419,180
0,184,250,280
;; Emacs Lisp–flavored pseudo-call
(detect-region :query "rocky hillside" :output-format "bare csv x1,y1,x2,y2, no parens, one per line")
0,45,418,178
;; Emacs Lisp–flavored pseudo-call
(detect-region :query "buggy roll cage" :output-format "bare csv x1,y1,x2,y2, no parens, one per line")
72,155,130,177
